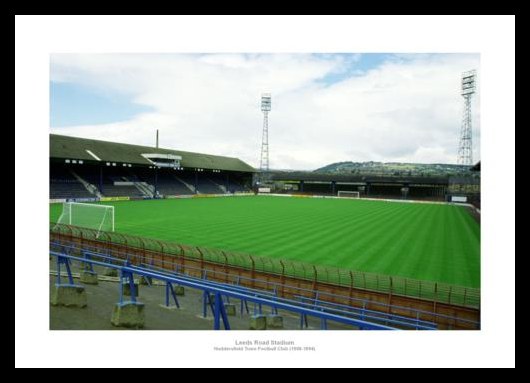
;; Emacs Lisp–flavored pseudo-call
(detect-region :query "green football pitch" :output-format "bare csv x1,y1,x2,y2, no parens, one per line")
50,196,480,288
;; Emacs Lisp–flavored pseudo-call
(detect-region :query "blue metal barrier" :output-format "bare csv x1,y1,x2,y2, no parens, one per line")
50,241,480,328
295,295,437,330
50,250,399,330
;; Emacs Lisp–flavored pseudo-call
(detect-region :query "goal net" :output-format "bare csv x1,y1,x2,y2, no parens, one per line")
337,191,360,198
55,202,114,236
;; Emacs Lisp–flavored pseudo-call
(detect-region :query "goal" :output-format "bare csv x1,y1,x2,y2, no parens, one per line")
55,202,114,236
337,191,360,199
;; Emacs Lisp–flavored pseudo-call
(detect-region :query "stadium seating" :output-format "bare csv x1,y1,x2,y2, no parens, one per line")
50,164,251,200
226,180,248,193
50,182,94,199
196,178,224,194
208,172,250,193
101,184,145,197
153,172,194,196
50,167,94,199
49,134,255,200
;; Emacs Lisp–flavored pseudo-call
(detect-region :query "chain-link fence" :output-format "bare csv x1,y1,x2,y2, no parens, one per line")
50,223,480,307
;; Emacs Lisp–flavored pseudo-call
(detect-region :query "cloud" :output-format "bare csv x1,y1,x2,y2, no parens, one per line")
50,53,480,169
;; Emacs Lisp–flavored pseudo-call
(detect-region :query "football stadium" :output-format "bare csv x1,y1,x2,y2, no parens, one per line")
49,134,480,331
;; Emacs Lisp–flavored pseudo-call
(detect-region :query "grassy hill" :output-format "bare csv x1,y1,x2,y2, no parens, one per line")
315,161,474,177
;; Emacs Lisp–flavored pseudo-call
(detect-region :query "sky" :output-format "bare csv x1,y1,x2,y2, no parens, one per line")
50,53,480,170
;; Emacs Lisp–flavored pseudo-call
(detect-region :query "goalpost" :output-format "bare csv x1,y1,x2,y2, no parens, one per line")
55,202,114,236
337,191,360,199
